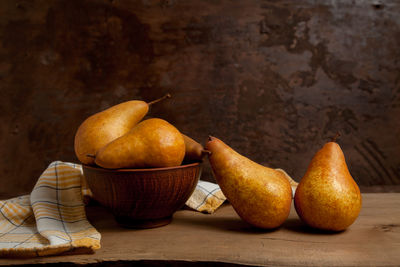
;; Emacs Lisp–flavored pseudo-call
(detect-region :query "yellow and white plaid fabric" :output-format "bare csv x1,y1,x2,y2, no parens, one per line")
0,161,100,257
0,161,226,258
186,181,226,213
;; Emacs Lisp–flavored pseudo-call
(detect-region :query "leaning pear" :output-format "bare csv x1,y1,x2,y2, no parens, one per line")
206,136,292,229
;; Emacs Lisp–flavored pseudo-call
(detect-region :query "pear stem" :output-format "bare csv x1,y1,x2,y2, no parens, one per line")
86,154,96,158
331,132,341,142
202,150,212,155
148,93,171,106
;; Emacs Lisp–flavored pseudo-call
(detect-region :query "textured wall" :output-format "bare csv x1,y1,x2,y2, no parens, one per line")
1,0,400,197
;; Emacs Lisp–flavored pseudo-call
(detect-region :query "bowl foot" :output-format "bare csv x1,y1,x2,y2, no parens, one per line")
115,216,172,229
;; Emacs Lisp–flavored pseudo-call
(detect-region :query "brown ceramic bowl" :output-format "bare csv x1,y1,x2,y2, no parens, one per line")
82,162,201,228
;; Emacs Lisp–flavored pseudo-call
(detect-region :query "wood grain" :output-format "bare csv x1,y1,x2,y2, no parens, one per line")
1,193,399,266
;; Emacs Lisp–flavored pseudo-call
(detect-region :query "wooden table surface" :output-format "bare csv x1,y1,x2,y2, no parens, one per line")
1,193,399,266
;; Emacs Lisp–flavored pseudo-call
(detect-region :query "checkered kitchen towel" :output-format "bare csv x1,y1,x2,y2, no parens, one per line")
0,161,226,258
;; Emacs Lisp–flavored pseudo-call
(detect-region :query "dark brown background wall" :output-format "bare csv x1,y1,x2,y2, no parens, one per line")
1,0,400,198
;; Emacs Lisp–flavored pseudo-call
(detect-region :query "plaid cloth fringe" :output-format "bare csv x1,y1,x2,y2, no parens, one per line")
0,161,226,258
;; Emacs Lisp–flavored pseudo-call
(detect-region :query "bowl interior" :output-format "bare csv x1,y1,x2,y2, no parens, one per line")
83,161,202,173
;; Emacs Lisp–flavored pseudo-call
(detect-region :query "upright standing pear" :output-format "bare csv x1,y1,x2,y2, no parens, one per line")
206,136,292,229
294,139,362,231
74,94,170,165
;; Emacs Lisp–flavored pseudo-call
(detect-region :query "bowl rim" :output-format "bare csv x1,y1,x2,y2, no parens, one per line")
82,161,202,173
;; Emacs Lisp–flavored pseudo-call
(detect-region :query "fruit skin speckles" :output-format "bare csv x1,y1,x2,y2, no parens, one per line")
294,141,362,231
95,118,185,169
74,94,170,165
206,136,292,229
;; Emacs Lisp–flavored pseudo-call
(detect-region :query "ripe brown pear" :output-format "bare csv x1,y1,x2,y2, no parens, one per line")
74,94,170,165
182,134,207,162
95,118,185,169
206,136,292,229
294,141,362,231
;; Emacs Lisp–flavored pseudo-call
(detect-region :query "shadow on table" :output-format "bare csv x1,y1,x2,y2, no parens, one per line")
175,211,345,235
85,205,127,232
85,202,345,235
282,218,346,235
174,213,278,234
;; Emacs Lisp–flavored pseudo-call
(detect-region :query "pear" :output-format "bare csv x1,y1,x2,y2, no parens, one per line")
95,118,185,169
206,136,292,229
74,94,170,165
182,134,208,162
294,140,362,231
